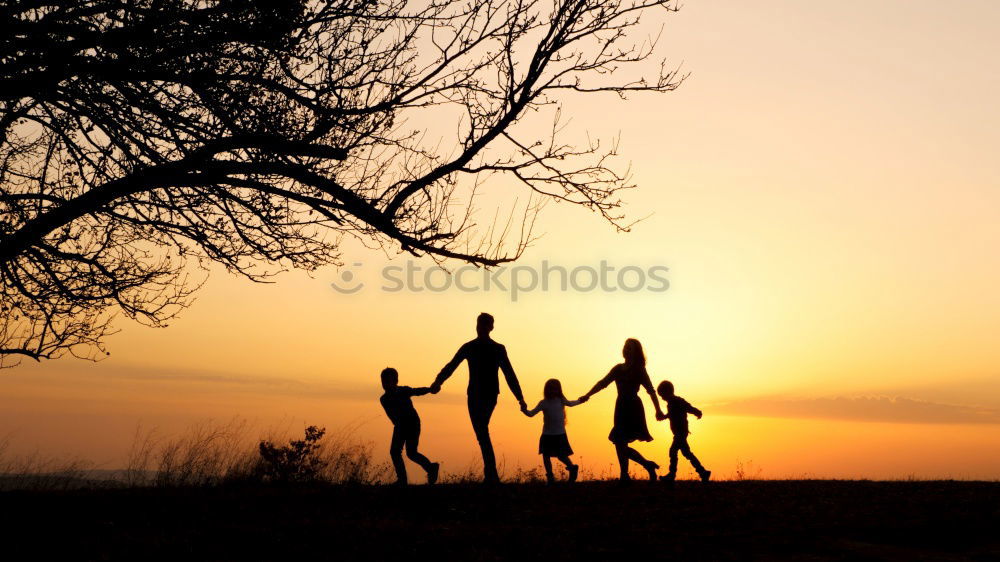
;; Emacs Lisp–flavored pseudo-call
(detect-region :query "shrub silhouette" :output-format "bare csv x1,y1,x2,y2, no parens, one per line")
257,426,327,484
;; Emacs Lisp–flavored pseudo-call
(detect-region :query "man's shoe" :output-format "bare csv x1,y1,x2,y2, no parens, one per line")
427,463,440,485
568,464,579,483
546,473,556,485
700,470,712,483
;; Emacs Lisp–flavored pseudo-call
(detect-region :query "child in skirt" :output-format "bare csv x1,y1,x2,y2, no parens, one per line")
521,378,588,484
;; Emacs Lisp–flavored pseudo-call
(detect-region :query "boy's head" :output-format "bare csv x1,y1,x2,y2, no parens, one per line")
657,380,675,399
380,367,399,390
476,312,494,337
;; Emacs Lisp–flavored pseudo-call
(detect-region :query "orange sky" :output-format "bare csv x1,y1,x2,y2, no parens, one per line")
2,0,999,480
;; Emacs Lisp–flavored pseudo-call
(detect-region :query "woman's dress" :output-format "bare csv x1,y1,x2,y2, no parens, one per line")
592,363,655,443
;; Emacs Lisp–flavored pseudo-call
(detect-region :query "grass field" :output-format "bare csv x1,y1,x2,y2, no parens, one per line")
2,480,997,560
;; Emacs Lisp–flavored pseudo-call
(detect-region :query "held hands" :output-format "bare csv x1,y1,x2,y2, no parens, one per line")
429,382,441,394
577,395,589,403
656,412,667,421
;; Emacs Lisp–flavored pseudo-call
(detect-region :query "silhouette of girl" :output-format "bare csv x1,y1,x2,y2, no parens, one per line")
521,378,586,484
581,338,665,481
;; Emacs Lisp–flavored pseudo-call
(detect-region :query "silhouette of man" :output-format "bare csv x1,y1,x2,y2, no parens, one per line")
431,312,526,483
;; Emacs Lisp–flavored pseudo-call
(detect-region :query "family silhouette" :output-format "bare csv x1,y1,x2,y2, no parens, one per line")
378,313,711,485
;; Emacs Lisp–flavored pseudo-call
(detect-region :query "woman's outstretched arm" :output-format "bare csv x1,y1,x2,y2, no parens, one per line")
582,366,617,399
641,369,664,417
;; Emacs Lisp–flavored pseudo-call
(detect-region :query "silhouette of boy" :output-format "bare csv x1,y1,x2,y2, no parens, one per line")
655,380,711,483
379,367,440,486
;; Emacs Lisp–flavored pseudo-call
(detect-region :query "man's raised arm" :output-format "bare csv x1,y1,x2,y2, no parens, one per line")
431,344,467,392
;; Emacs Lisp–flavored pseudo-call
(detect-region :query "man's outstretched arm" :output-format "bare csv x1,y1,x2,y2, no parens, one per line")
498,346,526,406
431,344,467,392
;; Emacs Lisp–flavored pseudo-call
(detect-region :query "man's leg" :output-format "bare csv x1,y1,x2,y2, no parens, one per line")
390,427,407,484
468,394,499,482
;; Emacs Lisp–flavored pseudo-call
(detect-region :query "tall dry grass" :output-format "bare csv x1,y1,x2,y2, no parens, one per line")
5,421,788,491
123,419,389,488
0,434,94,491
124,419,257,487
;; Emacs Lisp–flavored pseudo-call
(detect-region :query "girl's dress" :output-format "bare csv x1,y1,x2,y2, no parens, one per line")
524,397,583,456
590,363,655,443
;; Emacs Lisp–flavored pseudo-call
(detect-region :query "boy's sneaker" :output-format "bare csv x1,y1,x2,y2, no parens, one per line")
700,470,712,483
567,464,579,483
427,463,440,485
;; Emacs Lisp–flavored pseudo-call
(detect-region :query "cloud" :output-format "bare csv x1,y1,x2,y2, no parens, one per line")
103,369,308,388
80,364,469,405
863,377,1000,409
713,395,1000,425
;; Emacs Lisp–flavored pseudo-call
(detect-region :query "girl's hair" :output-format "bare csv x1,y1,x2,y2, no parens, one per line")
543,378,566,402
622,338,646,368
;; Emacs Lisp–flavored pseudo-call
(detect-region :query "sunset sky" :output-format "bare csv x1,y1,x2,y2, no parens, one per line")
2,0,998,480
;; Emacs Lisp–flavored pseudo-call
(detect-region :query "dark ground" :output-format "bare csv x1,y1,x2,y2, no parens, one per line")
2,480,998,561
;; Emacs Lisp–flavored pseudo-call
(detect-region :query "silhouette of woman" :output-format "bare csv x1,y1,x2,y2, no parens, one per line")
581,338,665,481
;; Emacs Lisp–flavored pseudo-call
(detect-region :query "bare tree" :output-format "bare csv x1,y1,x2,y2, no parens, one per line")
0,0,684,366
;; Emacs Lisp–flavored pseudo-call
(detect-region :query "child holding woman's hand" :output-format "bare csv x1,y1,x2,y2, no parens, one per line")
522,378,587,484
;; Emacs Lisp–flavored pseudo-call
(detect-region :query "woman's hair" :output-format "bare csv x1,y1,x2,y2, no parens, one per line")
543,378,566,402
622,338,646,368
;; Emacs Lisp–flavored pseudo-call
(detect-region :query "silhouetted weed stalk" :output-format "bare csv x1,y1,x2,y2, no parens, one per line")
732,458,763,481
